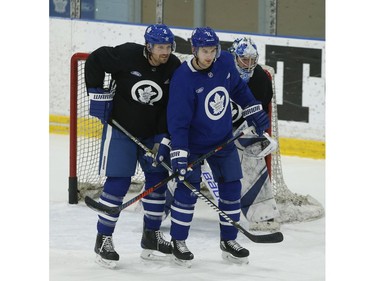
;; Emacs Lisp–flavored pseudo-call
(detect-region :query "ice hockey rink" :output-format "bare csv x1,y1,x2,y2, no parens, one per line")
49,133,325,281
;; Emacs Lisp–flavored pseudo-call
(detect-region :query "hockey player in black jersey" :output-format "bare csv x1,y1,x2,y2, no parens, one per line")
84,24,181,268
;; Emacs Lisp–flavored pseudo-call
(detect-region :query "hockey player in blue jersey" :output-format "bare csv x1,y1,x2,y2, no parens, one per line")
84,24,181,268
166,27,270,266
200,37,280,231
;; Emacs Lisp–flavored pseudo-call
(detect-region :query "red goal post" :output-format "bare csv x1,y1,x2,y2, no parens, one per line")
69,52,324,224
69,53,88,204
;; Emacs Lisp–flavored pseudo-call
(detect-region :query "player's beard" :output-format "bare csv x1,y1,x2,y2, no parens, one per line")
151,53,170,65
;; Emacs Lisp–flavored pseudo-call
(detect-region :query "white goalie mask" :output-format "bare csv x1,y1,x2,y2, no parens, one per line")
234,121,277,158
229,37,259,83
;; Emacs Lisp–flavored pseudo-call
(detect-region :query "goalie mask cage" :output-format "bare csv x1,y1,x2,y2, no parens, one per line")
69,52,324,225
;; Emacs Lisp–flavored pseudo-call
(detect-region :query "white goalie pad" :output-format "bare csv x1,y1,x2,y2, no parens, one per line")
244,197,279,222
240,147,280,222
234,121,278,158
201,154,280,224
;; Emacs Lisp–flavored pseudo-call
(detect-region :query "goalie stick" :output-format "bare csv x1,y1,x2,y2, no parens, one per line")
107,120,283,244
84,120,250,215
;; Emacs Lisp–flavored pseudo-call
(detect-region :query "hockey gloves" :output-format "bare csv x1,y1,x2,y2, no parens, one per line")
143,134,171,166
243,104,270,136
88,87,115,124
170,149,192,182
154,135,171,165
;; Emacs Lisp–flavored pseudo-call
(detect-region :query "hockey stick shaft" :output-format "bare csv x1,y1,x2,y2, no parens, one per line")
110,120,283,243
84,119,248,215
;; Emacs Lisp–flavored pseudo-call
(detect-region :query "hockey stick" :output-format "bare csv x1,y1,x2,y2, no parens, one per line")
108,120,283,243
84,119,249,216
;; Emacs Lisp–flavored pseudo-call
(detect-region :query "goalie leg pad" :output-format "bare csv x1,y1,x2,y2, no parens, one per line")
249,219,281,232
245,197,280,223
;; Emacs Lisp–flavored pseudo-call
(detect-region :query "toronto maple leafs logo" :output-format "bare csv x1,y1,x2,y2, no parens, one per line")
209,93,225,114
204,86,230,120
138,86,157,104
131,80,162,105
236,42,248,57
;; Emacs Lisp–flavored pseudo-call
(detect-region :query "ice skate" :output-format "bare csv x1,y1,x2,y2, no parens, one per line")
171,239,194,268
140,228,172,261
220,240,249,264
94,233,119,269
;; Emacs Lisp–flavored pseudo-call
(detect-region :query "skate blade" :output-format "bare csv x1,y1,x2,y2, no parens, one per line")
221,252,249,265
140,249,171,262
172,256,193,268
95,255,117,269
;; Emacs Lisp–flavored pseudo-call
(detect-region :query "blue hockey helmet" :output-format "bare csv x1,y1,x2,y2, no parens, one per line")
229,37,259,81
144,24,176,50
191,27,221,58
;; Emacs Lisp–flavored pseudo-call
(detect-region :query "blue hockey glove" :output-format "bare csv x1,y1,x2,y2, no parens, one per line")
154,134,171,165
88,87,115,124
170,149,191,182
143,134,171,166
243,104,270,136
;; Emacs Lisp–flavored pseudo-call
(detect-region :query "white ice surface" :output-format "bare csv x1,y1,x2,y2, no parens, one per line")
49,134,325,281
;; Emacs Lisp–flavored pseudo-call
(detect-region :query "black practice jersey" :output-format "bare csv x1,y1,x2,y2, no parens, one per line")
247,64,273,112
85,42,181,138
232,64,274,128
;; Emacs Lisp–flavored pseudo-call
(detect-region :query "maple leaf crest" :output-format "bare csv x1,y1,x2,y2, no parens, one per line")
138,86,157,105
209,93,225,114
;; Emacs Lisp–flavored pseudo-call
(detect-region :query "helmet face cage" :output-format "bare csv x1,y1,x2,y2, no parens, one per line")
144,24,176,51
229,37,259,74
191,27,221,59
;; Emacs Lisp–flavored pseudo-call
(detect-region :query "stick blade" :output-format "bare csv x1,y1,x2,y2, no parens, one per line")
245,231,284,243
84,196,120,215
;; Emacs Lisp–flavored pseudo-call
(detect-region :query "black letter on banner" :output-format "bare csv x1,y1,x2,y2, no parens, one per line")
265,45,322,123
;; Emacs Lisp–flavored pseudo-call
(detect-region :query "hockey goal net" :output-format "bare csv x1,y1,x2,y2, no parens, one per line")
69,52,324,224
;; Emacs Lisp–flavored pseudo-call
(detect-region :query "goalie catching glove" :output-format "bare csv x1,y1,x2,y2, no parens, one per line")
170,149,192,182
242,104,269,136
234,122,277,158
143,134,171,166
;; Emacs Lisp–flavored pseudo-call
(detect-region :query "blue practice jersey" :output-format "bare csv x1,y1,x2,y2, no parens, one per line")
167,51,260,154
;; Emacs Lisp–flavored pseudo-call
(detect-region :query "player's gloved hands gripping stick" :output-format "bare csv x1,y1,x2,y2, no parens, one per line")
170,149,192,182
144,134,171,166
